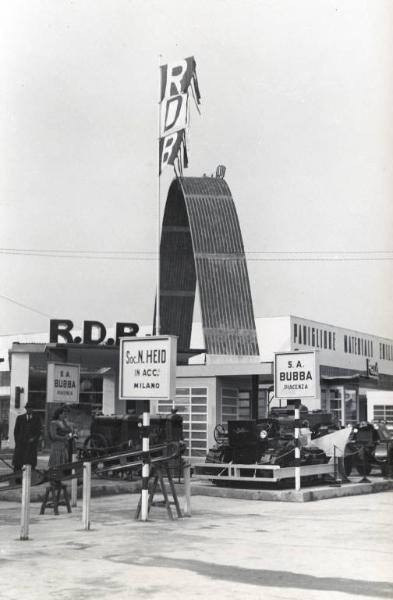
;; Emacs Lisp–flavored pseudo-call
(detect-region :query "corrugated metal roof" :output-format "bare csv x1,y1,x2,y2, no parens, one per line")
159,176,259,359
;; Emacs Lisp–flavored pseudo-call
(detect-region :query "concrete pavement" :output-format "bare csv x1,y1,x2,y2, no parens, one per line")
0,486,392,600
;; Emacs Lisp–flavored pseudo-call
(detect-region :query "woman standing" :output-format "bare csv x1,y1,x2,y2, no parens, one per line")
48,405,74,467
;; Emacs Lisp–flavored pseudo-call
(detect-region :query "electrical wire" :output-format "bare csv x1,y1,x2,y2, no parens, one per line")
0,293,55,319
1,247,393,254
0,248,393,261
0,247,156,254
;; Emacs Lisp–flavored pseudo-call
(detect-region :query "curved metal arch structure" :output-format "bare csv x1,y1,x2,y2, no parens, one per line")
158,176,259,362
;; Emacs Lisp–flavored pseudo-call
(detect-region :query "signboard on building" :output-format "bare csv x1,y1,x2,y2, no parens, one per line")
119,336,177,400
274,351,319,399
46,363,80,404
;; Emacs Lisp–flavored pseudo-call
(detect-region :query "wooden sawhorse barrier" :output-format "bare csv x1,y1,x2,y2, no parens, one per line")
40,481,72,516
135,461,182,520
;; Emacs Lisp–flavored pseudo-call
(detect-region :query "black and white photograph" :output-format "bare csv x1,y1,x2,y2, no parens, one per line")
0,1,392,599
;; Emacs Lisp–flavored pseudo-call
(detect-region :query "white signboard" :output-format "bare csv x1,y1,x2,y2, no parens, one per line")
119,336,177,400
274,351,318,399
46,363,80,404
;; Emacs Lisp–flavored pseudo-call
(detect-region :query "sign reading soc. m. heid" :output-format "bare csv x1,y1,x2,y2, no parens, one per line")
274,351,319,399
119,336,177,400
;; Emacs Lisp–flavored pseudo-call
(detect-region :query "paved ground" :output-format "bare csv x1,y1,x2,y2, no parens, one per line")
0,486,392,600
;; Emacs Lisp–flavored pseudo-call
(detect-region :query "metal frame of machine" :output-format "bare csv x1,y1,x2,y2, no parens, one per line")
192,461,335,483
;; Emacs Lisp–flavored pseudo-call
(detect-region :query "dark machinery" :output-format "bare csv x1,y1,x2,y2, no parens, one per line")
206,416,329,470
345,421,393,477
269,405,340,439
78,411,184,479
82,411,183,457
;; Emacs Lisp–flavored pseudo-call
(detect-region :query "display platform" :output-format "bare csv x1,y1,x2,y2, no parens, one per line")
189,475,393,502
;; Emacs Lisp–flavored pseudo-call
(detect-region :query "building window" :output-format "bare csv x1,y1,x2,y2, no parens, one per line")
158,387,208,459
222,388,239,423
239,391,252,419
329,388,343,426
0,397,10,438
344,390,358,424
0,371,10,386
373,405,393,423
79,375,103,410
27,367,47,417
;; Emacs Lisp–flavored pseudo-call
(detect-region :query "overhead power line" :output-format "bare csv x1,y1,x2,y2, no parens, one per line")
0,330,50,337
247,257,393,262
0,251,156,261
0,248,393,262
0,247,156,255
247,250,393,255
0,293,54,319
1,247,393,255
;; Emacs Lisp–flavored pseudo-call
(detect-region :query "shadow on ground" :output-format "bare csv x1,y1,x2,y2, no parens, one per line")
107,554,393,598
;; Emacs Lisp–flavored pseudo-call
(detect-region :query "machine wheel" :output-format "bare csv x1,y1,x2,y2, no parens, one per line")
83,433,108,454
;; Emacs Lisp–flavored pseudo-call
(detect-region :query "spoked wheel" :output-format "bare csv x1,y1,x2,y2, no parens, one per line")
214,424,227,445
83,433,108,459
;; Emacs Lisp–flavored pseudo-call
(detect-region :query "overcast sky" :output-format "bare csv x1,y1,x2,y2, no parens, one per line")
1,0,392,341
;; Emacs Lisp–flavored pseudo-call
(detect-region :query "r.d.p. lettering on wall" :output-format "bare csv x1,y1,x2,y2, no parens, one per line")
49,319,139,345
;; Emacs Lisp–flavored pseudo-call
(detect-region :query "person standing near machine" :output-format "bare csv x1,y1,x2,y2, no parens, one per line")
48,405,75,467
12,402,42,471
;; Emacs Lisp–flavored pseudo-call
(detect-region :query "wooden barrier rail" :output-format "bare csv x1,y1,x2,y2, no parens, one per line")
3,441,189,538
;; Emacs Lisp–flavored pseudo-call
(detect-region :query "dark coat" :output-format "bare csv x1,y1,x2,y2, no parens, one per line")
12,413,42,470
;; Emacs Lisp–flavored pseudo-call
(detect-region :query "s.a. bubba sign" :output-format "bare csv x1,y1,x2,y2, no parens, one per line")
46,363,80,404
274,351,319,399
119,336,177,400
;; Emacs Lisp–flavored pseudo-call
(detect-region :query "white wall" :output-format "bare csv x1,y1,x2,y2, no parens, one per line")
8,352,30,448
256,316,292,362
256,315,393,377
